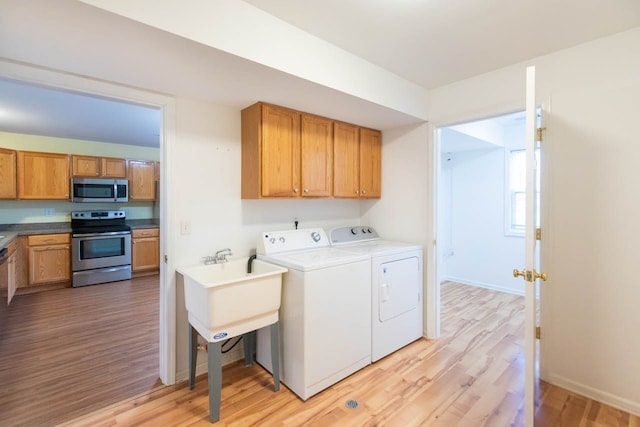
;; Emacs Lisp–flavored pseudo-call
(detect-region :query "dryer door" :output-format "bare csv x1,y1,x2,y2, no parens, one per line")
378,256,420,321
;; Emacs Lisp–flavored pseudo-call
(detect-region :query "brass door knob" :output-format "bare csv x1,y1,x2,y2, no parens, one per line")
534,270,548,281
513,268,526,278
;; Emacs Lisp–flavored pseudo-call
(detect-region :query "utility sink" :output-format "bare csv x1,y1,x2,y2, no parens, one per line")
178,258,287,342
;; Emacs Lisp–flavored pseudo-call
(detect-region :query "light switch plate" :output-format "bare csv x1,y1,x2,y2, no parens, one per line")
180,220,191,235
44,208,53,217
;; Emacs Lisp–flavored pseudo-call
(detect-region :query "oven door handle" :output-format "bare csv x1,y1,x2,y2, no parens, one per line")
73,231,131,238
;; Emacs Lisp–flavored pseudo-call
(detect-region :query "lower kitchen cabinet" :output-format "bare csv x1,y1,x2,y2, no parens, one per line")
27,234,71,286
131,228,159,274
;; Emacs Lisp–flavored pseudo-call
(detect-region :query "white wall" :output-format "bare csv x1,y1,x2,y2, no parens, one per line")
428,27,640,415
170,98,363,379
441,147,525,295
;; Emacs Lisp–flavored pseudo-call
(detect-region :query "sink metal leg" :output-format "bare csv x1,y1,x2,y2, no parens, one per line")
243,331,256,366
208,341,222,423
189,323,198,390
270,322,280,392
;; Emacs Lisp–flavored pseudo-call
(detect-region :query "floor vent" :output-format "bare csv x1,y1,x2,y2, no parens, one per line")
345,399,359,410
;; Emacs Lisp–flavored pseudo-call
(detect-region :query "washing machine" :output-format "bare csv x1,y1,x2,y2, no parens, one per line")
330,226,423,362
255,228,371,400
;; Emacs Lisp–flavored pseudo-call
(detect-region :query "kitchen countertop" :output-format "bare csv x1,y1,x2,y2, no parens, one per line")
0,220,159,250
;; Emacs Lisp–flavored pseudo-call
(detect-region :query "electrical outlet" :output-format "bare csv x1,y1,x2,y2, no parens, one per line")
44,208,53,217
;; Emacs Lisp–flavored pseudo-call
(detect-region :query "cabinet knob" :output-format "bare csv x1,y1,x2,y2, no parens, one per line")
362,190,367,195
304,189,309,193
355,190,359,194
294,188,299,193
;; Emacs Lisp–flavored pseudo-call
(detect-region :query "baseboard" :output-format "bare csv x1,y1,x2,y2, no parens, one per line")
546,373,640,417
442,276,524,296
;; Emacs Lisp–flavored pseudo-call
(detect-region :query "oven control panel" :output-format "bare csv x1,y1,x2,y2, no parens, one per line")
71,210,126,220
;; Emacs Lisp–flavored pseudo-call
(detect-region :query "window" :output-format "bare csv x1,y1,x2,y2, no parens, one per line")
507,148,540,235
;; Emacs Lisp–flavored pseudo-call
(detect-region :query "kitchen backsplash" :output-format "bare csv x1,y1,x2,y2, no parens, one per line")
0,201,153,224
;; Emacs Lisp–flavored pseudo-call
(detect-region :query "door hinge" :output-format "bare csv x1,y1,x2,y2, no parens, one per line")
536,326,541,340
164,254,168,263
536,127,546,141
536,228,542,241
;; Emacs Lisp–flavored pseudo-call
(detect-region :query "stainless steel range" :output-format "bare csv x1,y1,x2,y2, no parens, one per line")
71,210,132,287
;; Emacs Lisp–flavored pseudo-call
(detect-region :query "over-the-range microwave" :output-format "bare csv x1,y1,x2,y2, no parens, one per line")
71,178,129,203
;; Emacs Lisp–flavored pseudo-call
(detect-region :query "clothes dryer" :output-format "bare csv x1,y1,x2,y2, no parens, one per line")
330,226,423,362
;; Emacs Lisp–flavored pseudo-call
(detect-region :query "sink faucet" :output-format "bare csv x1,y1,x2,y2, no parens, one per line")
202,248,233,265
214,248,233,263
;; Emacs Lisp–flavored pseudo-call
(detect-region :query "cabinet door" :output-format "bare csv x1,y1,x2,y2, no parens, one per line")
333,122,360,198
359,128,382,198
28,244,71,285
128,160,156,200
261,104,301,197
101,157,127,178
18,151,70,200
301,114,333,197
0,148,17,199
71,155,101,177
132,234,159,272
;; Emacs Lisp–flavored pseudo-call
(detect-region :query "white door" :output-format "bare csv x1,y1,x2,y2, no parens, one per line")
517,66,547,426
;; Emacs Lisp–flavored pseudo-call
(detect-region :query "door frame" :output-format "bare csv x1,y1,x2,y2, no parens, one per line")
0,60,177,385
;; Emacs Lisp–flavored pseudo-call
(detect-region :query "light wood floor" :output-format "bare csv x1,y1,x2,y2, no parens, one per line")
0,275,161,425
2,279,638,426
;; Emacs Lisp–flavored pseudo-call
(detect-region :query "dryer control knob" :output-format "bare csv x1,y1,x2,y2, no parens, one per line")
350,228,357,235
311,231,321,242
269,237,276,244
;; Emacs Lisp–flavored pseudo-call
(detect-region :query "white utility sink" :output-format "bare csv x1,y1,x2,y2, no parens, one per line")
178,258,287,342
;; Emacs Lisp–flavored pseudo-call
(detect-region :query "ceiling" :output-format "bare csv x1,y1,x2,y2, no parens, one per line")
0,0,638,147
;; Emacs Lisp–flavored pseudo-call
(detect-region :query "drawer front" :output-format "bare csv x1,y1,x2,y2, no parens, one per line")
28,233,71,246
132,228,159,238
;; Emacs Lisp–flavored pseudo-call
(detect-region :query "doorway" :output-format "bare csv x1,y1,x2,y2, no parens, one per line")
436,111,527,298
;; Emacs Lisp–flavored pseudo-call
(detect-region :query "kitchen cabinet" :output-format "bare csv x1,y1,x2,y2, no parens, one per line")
300,114,333,197
71,155,127,178
0,148,17,199
18,151,70,200
131,228,159,273
1,239,18,304
359,128,382,198
128,160,156,200
242,103,301,198
27,233,71,286
333,125,381,199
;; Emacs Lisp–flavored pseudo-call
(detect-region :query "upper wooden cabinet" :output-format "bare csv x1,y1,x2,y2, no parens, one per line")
242,103,301,198
300,114,333,197
333,122,360,198
18,151,70,200
359,128,382,198
241,102,380,199
128,159,156,200
334,126,381,198
0,148,17,199
71,155,127,178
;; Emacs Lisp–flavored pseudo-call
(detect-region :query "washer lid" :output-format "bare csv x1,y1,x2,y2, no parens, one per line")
258,247,369,271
